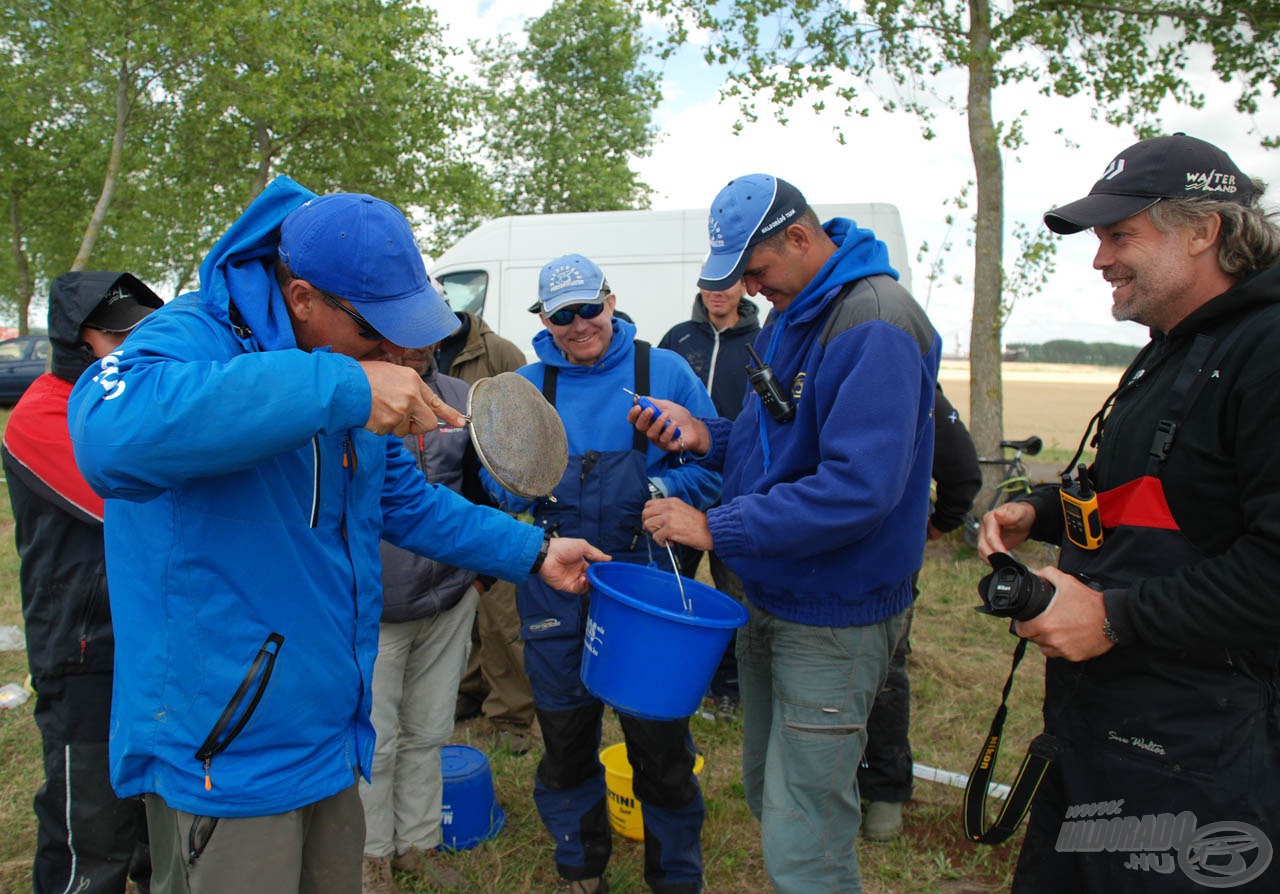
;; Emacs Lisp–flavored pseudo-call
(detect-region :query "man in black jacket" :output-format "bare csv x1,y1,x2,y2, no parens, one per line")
2,272,161,894
860,386,980,840
659,282,761,719
982,133,1280,891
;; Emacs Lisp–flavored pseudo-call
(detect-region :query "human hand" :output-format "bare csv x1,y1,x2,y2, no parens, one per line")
1014,568,1113,661
978,502,1036,560
627,398,708,455
538,538,612,594
641,498,713,551
359,360,466,436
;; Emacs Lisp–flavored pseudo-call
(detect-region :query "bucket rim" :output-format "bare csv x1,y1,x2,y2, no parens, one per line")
587,561,748,629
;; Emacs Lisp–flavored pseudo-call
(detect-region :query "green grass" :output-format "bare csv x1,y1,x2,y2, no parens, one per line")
0,400,1051,892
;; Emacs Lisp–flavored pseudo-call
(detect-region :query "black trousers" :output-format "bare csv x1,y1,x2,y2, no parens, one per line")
32,673,149,894
858,585,916,804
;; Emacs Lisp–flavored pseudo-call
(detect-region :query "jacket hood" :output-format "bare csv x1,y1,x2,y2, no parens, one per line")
48,272,163,381
691,293,760,334
197,176,317,351
1169,265,1280,338
532,317,637,372
761,217,898,363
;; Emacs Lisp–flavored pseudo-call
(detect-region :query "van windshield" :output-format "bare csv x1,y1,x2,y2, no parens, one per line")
437,271,488,318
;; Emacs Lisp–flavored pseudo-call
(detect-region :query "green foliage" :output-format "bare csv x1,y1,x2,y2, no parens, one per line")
0,0,494,324
473,0,661,215
1006,340,1141,366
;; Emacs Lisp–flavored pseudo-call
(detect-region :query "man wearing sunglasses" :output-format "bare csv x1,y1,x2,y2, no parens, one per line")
66,180,608,894
482,253,719,894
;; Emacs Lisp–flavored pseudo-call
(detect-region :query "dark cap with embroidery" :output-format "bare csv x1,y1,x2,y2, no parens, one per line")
1044,133,1253,235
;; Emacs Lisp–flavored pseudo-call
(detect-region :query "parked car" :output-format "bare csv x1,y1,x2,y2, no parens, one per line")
0,336,49,406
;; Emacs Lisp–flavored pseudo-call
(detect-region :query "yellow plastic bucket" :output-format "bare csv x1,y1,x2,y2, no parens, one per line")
599,743,705,841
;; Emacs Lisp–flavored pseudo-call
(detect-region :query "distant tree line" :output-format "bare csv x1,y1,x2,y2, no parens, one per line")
1006,341,1141,367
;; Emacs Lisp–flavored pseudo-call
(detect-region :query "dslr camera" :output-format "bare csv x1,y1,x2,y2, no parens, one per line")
977,552,1055,622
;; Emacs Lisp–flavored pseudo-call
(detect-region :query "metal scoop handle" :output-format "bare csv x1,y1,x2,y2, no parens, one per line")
664,541,692,614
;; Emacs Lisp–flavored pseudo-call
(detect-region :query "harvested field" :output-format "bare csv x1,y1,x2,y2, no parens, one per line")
938,360,1124,453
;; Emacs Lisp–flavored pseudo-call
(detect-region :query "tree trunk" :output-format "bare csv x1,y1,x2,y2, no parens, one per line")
8,194,32,335
966,0,1005,500
72,60,132,272
250,121,274,198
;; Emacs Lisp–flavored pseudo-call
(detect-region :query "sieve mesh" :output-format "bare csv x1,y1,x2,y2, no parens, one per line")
467,373,568,499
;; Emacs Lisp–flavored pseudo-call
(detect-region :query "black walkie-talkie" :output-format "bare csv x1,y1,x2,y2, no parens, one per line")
745,344,795,424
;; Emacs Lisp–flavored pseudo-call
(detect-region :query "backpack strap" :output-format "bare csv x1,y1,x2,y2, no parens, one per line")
633,340,650,454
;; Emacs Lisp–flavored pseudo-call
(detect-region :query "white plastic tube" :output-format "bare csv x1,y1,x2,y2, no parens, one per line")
913,762,1011,800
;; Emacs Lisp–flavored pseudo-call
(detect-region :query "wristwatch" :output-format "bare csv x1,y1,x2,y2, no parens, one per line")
1102,615,1121,645
530,534,551,575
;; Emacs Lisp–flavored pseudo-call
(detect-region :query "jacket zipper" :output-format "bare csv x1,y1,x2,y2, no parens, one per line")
77,580,105,663
193,633,285,791
309,436,321,528
706,328,722,400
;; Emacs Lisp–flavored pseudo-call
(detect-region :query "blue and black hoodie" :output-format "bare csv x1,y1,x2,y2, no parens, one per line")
702,218,941,628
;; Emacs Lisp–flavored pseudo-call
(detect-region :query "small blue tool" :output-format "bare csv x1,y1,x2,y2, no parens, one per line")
622,388,682,440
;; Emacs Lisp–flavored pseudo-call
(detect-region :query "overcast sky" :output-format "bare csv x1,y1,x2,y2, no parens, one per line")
433,1,1280,353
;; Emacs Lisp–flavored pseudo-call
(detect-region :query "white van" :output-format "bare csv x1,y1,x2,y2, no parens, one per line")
429,204,913,356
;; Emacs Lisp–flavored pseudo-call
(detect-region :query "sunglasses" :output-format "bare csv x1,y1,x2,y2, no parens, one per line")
547,302,606,327
318,290,384,341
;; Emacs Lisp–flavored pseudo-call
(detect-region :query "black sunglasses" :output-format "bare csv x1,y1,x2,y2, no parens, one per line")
547,302,606,327
318,290,384,341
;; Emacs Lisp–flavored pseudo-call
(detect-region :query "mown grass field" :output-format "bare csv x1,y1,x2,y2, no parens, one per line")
0,374,1120,892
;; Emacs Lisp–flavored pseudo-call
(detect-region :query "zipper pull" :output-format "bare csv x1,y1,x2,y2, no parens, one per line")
204,758,212,791
79,637,87,662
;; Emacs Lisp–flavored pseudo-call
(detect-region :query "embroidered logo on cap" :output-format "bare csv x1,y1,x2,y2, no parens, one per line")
547,264,586,293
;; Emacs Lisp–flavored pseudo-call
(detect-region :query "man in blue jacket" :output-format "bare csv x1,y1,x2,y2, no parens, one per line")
632,175,939,893
67,179,606,894
486,253,719,894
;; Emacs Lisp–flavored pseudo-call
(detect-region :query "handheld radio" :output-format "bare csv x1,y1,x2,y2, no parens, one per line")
745,344,795,424
1060,464,1103,550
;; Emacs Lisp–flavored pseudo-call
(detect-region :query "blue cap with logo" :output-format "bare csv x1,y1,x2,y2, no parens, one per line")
278,193,458,348
531,253,611,314
699,174,809,290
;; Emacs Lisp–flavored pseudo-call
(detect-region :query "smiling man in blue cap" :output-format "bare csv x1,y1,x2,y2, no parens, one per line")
67,179,608,894
631,174,941,893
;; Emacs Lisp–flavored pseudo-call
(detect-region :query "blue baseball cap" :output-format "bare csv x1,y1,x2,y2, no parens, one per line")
699,174,809,290
278,193,458,348
530,253,611,314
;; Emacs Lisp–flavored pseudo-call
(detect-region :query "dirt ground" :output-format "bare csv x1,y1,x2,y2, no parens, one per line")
938,360,1123,454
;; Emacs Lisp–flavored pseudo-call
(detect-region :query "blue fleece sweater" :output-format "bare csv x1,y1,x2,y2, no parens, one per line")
705,219,941,627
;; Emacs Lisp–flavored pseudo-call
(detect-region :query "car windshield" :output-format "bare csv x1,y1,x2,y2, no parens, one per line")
0,340,29,360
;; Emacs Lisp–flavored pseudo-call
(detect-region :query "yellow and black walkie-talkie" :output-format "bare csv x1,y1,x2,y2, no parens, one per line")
1060,464,1103,550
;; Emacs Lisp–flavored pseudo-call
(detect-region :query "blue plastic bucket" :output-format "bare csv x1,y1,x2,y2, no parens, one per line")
580,562,749,720
438,744,505,851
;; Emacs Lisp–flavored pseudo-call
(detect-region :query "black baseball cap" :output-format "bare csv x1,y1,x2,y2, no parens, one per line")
1044,134,1253,235
84,278,163,332
699,174,809,290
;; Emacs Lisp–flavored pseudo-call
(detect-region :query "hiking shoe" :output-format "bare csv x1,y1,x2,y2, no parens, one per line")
362,856,398,894
392,847,463,890
554,877,609,894
495,726,534,756
863,800,905,841
714,694,740,723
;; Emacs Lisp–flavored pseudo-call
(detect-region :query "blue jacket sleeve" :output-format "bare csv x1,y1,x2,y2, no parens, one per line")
68,307,371,501
646,353,721,510
381,439,542,582
708,322,932,559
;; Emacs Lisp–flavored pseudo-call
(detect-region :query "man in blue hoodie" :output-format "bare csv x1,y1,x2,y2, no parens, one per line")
632,175,940,893
485,253,719,894
67,179,607,894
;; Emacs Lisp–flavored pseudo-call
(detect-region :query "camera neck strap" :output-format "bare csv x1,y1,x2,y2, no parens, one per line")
962,637,1059,845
